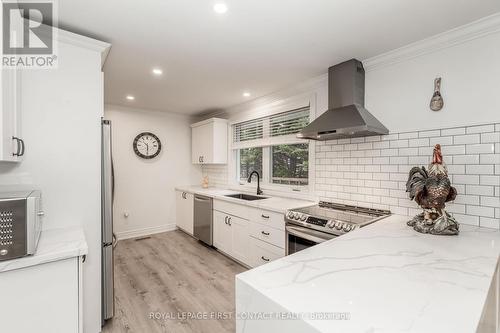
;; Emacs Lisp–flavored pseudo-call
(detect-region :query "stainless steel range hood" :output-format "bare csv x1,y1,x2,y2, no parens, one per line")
298,59,388,140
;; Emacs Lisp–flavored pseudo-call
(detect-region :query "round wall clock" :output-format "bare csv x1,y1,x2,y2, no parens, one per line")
133,132,162,159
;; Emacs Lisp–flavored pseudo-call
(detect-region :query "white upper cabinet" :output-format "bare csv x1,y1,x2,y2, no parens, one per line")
0,68,23,162
191,118,228,164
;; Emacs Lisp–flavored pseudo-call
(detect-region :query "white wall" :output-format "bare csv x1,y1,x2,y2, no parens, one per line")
0,39,106,332
104,105,201,240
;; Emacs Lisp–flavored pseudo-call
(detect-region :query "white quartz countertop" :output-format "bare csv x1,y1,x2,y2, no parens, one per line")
0,226,88,273
236,214,500,333
176,186,316,213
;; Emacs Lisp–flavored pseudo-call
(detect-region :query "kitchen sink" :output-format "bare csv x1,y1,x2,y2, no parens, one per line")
224,193,269,201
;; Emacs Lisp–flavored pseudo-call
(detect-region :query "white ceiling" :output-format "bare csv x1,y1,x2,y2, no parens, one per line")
58,0,500,115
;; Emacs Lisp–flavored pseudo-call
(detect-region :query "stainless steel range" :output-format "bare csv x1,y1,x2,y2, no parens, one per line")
285,202,391,254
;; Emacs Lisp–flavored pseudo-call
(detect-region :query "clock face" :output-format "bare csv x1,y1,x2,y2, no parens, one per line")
133,132,161,159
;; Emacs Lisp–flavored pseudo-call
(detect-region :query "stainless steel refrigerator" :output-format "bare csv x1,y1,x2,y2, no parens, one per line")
101,119,115,323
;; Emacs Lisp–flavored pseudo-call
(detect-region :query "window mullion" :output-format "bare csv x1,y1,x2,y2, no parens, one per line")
262,146,270,186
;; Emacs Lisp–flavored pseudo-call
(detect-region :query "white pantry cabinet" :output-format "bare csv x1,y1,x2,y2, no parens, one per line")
0,68,23,162
213,210,250,265
191,118,228,164
0,257,83,333
176,190,194,235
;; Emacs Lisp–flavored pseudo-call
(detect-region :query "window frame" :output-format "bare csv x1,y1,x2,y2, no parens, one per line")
229,94,317,194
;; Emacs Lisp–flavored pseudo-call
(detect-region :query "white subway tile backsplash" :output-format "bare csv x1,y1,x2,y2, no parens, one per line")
480,154,500,164
454,134,480,145
479,217,500,229
481,196,500,208
419,130,441,138
452,214,479,226
480,175,500,186
453,155,480,164
481,132,500,143
209,122,500,231
453,194,480,205
399,132,418,139
430,136,453,146
467,124,495,134
409,138,430,147
441,145,466,155
465,185,495,195
365,136,381,142
466,143,495,154
441,127,466,136
466,165,495,175
390,140,409,148
453,174,480,185
467,205,495,218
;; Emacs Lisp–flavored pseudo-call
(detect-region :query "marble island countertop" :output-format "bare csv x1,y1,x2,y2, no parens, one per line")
236,214,500,333
0,226,88,273
175,185,316,213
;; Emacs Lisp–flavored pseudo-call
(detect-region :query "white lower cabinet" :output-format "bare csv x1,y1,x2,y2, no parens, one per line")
213,210,232,254
213,210,250,265
0,257,83,333
249,237,285,267
176,190,194,235
213,199,286,268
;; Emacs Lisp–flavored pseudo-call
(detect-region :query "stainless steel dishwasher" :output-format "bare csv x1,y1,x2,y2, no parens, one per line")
193,194,213,245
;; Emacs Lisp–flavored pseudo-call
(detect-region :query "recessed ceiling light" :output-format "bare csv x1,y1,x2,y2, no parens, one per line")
243,92,251,98
152,68,163,76
126,95,135,101
213,3,228,14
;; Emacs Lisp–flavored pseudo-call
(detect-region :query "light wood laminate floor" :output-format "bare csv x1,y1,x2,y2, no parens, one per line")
102,230,246,333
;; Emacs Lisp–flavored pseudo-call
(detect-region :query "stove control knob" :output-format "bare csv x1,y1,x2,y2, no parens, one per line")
300,215,307,221
287,212,294,219
326,221,334,228
335,221,343,230
293,213,300,220
343,224,352,232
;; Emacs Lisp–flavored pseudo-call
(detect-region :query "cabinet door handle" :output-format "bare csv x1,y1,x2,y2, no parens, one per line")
261,256,270,262
12,137,21,156
227,217,231,226
18,139,25,156
224,216,228,224
261,231,270,236
201,156,204,163
198,156,201,163
261,214,270,219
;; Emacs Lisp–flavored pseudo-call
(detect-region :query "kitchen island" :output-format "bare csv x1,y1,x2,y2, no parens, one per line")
236,214,500,333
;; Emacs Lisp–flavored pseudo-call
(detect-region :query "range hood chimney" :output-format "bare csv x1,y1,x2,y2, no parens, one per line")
298,59,388,140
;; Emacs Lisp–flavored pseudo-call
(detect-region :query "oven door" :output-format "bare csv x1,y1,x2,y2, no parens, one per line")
285,225,336,255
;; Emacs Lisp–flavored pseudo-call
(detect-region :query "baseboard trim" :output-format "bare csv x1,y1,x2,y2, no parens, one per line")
115,224,177,240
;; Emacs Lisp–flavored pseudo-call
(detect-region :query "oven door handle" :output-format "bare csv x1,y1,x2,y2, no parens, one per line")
286,226,331,244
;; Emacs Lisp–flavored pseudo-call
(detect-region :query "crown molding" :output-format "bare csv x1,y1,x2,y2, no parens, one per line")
22,18,111,69
363,13,500,71
57,28,111,68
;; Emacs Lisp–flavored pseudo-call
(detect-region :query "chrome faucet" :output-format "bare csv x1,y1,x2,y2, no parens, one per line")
247,171,263,195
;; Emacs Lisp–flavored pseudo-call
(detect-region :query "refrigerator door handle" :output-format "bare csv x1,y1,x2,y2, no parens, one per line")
112,233,118,248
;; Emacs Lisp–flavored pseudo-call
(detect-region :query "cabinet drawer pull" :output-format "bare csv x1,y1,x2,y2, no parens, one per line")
261,231,270,236
12,137,21,156
227,217,232,226
261,256,270,262
261,214,270,219
224,216,228,224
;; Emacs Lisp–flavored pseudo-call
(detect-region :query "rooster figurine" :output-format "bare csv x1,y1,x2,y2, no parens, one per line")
406,144,459,235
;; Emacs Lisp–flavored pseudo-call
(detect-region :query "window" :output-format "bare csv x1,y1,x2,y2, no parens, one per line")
271,143,309,186
239,147,262,180
233,106,311,190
